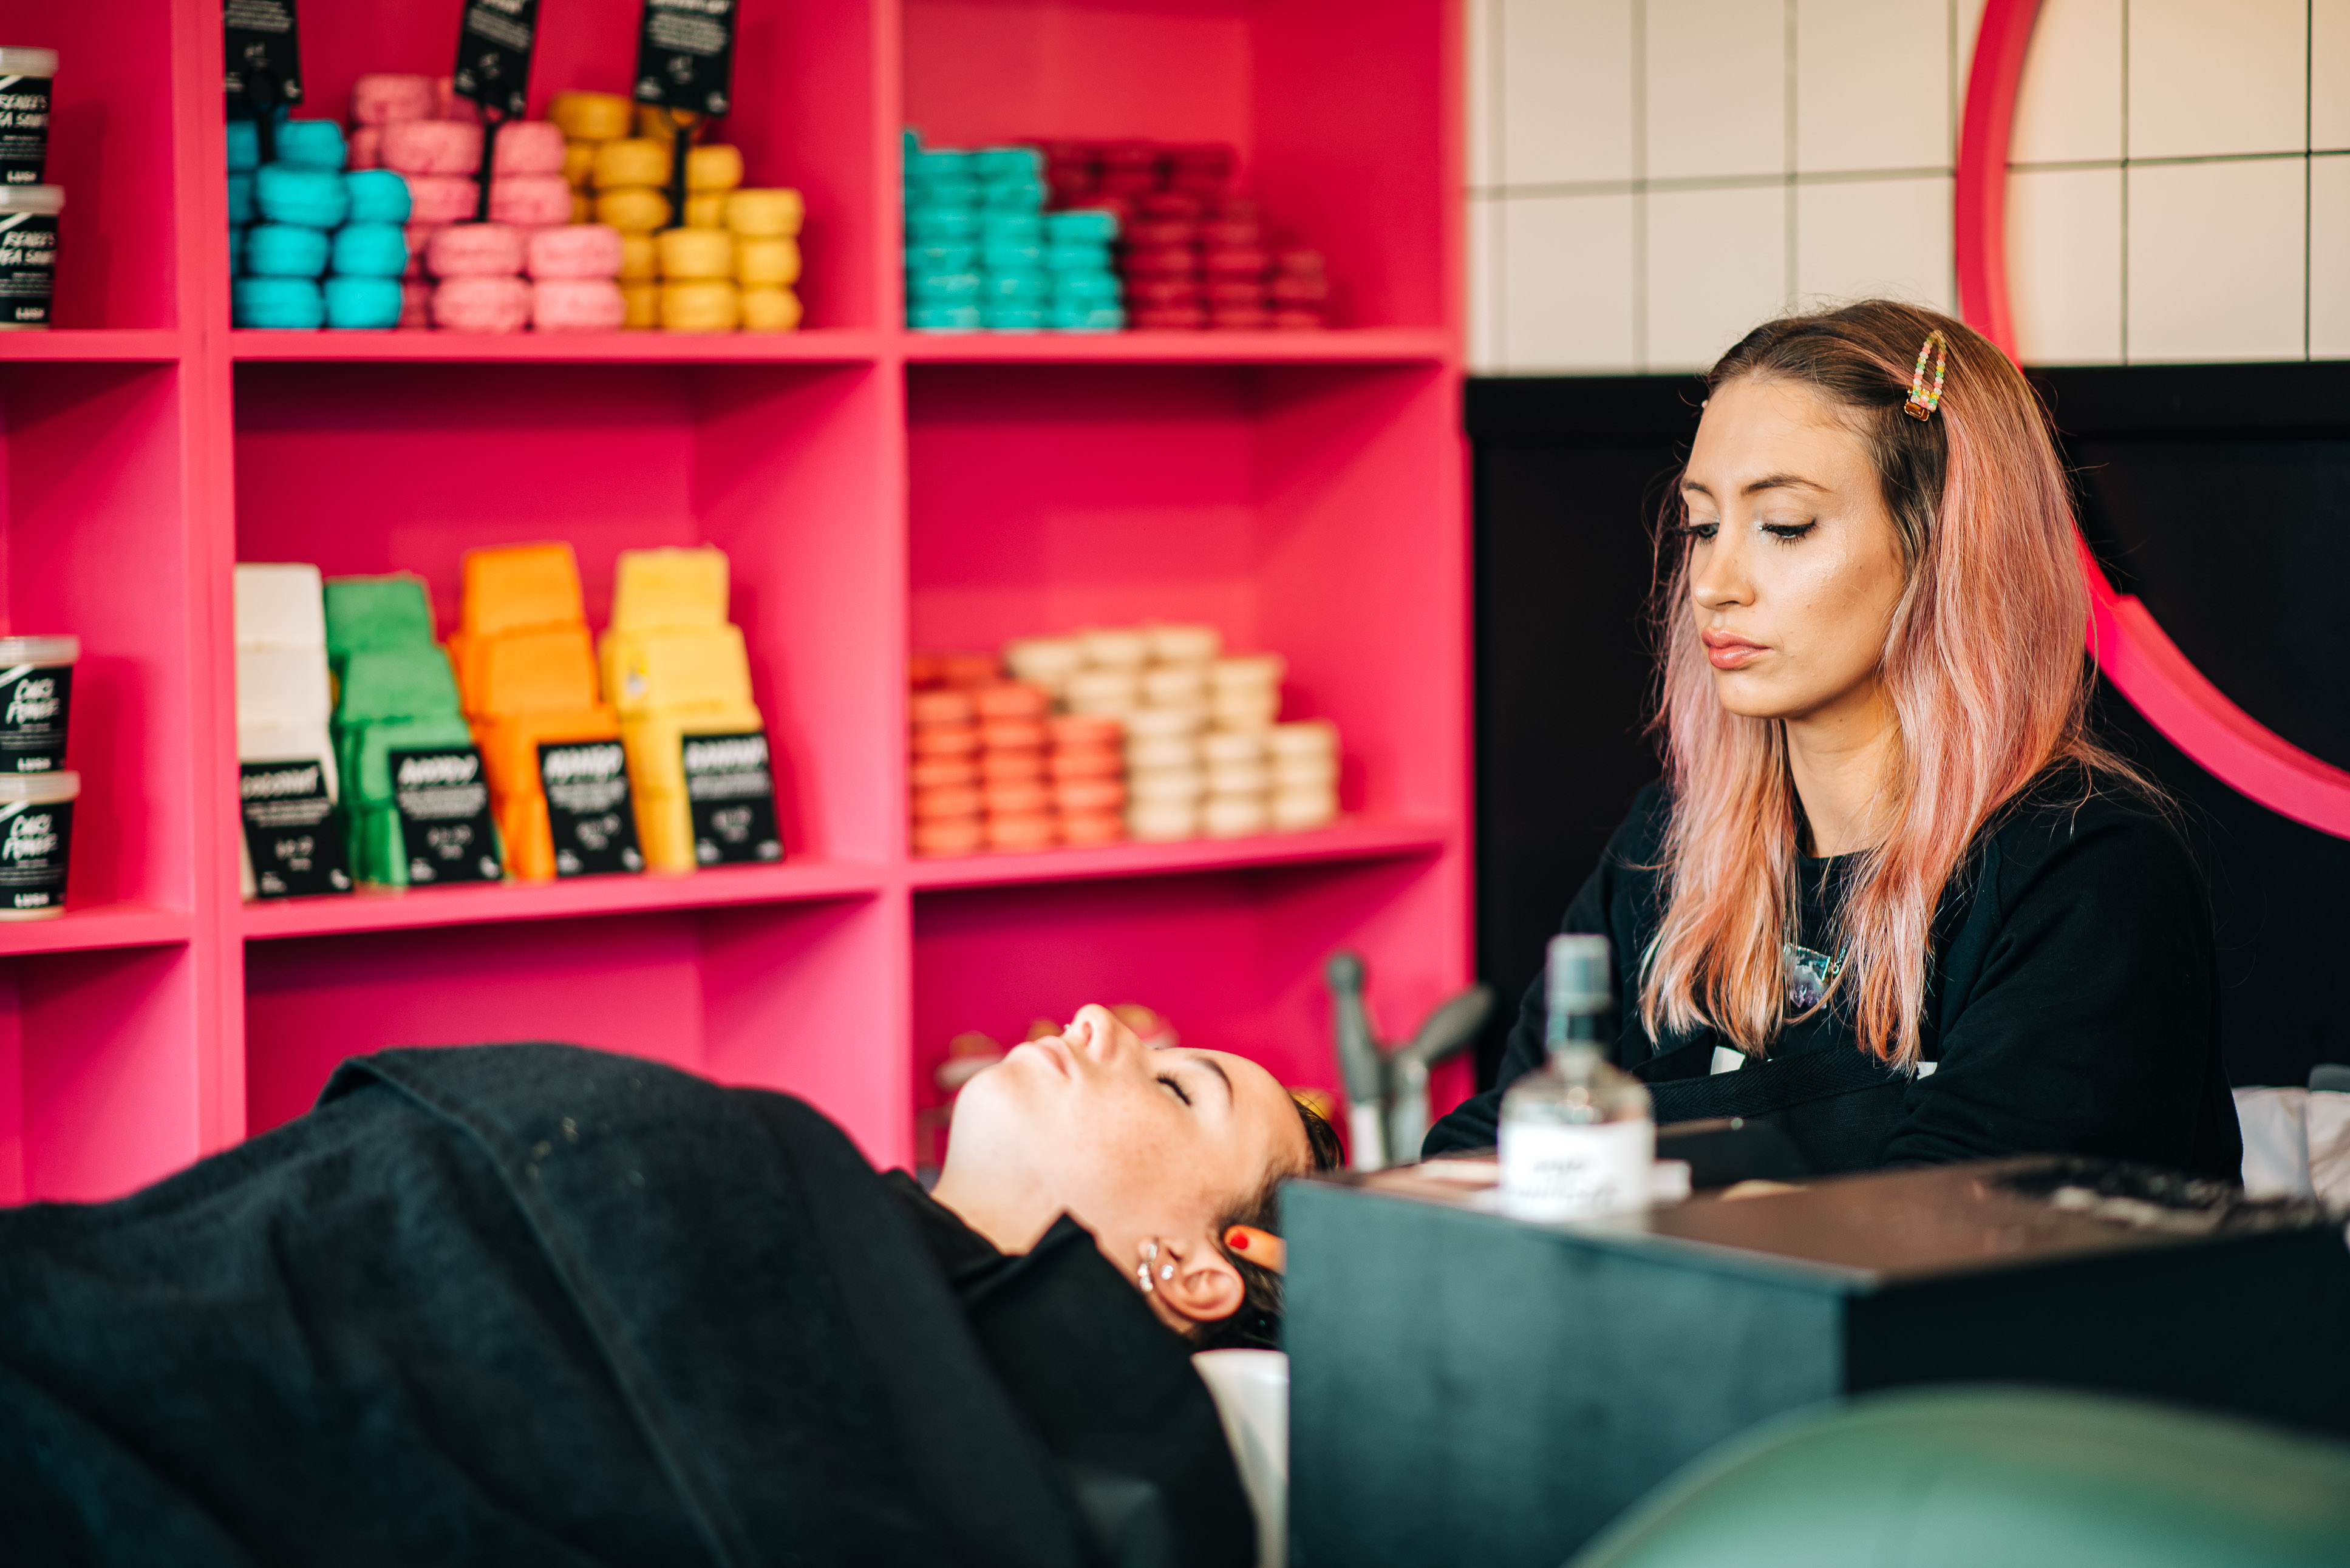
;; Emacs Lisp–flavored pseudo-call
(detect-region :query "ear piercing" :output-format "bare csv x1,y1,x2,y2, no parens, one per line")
1136,1240,1176,1294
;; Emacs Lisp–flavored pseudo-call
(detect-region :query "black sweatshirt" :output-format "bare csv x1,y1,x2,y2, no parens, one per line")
1426,772,2244,1178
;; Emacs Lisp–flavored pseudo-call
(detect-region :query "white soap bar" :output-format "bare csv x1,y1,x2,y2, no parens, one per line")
1203,794,1270,838
236,647,333,727
1080,627,1149,670
1272,753,1337,790
1005,636,1087,688
1140,665,1207,705
238,720,341,801
1201,728,1265,765
1270,784,1337,831
1065,668,1140,712
1128,765,1205,803
234,562,327,649
1206,760,1270,795
1268,719,1338,760
1126,735,1200,772
1210,653,1286,690
1146,623,1221,664
1123,704,1204,739
1211,691,1280,730
1127,798,1199,841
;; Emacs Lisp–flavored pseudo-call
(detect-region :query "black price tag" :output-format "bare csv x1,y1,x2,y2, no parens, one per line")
453,0,540,119
538,740,644,877
390,747,503,884
240,759,352,899
682,730,782,866
633,0,737,118
224,0,304,104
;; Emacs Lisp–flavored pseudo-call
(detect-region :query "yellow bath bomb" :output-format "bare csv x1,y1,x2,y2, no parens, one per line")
594,185,670,234
570,190,592,224
549,90,632,142
562,140,597,187
621,280,661,330
661,279,740,333
591,137,670,190
618,232,658,282
684,192,727,229
634,104,681,141
734,236,800,288
725,188,803,239
687,144,743,192
740,287,802,333
656,226,734,281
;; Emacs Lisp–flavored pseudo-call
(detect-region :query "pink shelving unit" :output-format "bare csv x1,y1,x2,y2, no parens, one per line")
0,0,1467,1202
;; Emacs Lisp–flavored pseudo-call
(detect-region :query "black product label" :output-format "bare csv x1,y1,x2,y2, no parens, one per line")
537,740,643,877
0,661,68,769
224,0,304,105
390,747,502,884
633,0,736,118
452,0,539,119
0,74,52,185
0,211,56,326
681,730,781,866
0,797,69,911
239,759,351,898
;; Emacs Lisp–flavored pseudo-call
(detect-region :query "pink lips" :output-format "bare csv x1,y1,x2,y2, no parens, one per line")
1701,628,1766,670
1013,1036,1074,1079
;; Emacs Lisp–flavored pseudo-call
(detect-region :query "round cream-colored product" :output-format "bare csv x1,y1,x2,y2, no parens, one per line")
550,90,633,142
1270,785,1338,832
1122,704,1202,740
740,286,802,333
658,226,734,280
563,139,598,187
1127,799,1199,841
1140,664,1206,706
661,279,740,333
727,188,804,238
1205,760,1270,796
1064,668,1139,709
1005,636,1086,688
687,143,744,192
1146,623,1221,664
618,231,659,281
684,191,727,229
1079,627,1149,670
735,236,801,287
594,185,670,233
1210,653,1286,691
1128,766,1205,803
1202,794,1270,838
1125,735,1199,773
592,137,670,189
1267,719,1338,760
620,279,661,330
1272,753,1337,790
1211,691,1280,730
1199,728,1265,765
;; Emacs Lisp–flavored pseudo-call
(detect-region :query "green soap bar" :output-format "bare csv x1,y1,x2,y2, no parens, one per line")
335,646,462,724
324,574,436,661
349,803,406,886
339,713,476,804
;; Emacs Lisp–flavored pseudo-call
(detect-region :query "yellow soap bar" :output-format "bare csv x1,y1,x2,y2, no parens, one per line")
601,624,754,714
656,227,733,280
562,140,597,187
458,625,599,717
611,546,729,631
621,280,660,330
592,138,670,189
725,188,803,239
596,186,670,234
473,702,621,801
550,90,632,142
735,237,800,287
618,232,658,281
684,192,726,229
619,699,765,803
660,279,739,333
632,787,697,874
461,542,583,637
740,287,802,333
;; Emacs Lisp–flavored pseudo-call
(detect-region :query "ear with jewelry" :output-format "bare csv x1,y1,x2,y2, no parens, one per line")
1134,1238,1177,1294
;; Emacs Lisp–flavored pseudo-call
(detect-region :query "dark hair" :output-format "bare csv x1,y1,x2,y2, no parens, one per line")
1190,1094,1344,1351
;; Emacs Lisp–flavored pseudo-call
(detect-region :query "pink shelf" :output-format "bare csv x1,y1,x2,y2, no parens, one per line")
0,902,191,956
0,331,185,362
908,819,1450,890
229,330,885,364
898,328,1451,365
242,860,888,941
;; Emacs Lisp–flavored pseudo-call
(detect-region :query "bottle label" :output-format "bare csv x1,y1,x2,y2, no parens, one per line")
680,730,781,866
240,759,350,899
1498,1118,1655,1221
0,796,69,911
633,0,737,118
537,740,642,877
390,746,503,884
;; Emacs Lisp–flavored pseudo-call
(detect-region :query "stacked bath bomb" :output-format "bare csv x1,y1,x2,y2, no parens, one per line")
234,563,342,896
904,133,1123,333
324,574,477,886
601,546,769,871
907,654,1123,857
228,115,411,330
448,544,622,881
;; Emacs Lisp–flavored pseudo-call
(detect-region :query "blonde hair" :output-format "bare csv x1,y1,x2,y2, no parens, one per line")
1640,301,2144,1068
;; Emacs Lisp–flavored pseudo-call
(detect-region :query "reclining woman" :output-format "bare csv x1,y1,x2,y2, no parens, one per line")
0,1005,1338,1568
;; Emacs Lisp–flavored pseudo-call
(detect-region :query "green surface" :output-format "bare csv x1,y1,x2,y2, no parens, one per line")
323,574,435,662
336,714,474,806
347,803,406,887
1570,1386,2350,1568
333,647,461,725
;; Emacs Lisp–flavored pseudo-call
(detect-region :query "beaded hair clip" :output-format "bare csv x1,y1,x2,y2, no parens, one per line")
1905,328,1950,421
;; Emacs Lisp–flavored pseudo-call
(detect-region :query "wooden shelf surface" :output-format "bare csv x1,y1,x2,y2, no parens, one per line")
907,818,1452,892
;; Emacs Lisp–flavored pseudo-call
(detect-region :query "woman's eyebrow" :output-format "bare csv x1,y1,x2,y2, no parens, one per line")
1742,472,1827,495
1190,1055,1234,1107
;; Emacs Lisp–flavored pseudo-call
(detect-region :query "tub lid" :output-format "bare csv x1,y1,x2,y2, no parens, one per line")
0,634,77,664
0,49,58,80
0,769,76,803
0,185,62,215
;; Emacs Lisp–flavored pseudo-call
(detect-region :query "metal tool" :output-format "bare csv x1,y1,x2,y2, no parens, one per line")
1324,950,1496,1170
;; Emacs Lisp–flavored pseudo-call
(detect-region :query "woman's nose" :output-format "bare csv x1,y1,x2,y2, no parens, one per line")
1691,534,1752,609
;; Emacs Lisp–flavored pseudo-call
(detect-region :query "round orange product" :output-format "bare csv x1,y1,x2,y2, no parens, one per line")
1055,776,1126,813
939,651,1001,687
1047,745,1122,781
980,717,1048,752
914,818,985,857
1048,713,1122,748
983,779,1050,816
910,756,977,790
973,680,1050,720
910,722,979,758
913,784,983,820
908,651,950,688
979,749,1046,783
1058,810,1126,846
910,688,975,725
985,812,1057,852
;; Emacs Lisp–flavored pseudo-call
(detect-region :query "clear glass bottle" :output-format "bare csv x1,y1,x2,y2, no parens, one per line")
1498,933,1655,1220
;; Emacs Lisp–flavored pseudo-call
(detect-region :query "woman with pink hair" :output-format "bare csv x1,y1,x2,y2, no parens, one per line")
1429,301,2241,1178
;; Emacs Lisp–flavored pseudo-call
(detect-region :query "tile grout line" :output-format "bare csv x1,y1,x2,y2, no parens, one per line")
1632,0,1649,373
1784,0,1799,311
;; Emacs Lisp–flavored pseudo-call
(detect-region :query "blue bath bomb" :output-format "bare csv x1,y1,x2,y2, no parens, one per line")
233,277,325,330
1051,268,1121,301
244,223,331,279
905,242,978,274
275,120,348,172
1043,242,1113,273
907,270,981,302
979,240,1042,271
907,302,982,333
972,146,1043,182
226,118,260,174
1046,302,1124,333
983,304,1046,332
227,172,254,226
1044,208,1120,244
981,268,1051,302
254,165,349,229
330,222,409,279
229,226,246,277
906,207,979,243
344,169,412,226
324,276,403,330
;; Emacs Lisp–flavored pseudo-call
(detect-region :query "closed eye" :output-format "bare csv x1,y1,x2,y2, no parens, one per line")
1157,1073,1193,1107
1761,521,1817,541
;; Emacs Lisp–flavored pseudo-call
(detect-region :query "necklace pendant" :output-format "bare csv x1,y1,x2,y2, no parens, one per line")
1782,942,1842,1013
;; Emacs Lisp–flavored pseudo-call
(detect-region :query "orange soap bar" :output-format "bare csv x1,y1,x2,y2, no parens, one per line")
973,681,1049,720
1048,746,1121,781
462,542,585,637
911,723,979,758
910,756,978,790
914,817,984,857
979,750,1045,783
981,718,1047,752
983,779,1050,816
986,812,1055,852
496,790,558,881
1055,776,1126,813
457,625,599,716
910,689,976,725
913,784,983,820
1049,714,1121,749
472,703,621,798
1058,810,1126,847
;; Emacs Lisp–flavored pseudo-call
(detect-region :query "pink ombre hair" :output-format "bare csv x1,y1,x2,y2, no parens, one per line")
1640,301,2145,1068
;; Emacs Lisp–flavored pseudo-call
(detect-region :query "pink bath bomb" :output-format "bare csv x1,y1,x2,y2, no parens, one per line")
491,121,567,177
531,278,626,333
526,223,624,280
382,118,482,177
399,280,434,330
488,175,571,228
432,276,533,334
403,223,441,278
433,78,482,124
403,175,479,225
351,73,435,127
349,125,383,171
426,222,525,279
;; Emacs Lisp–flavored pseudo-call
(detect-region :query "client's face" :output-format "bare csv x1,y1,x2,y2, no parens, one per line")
937,1004,1307,1331
1681,375,1907,731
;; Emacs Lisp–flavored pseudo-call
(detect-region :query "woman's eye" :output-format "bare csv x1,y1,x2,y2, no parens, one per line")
1760,521,1817,541
1157,1074,1193,1107
1681,520,1720,541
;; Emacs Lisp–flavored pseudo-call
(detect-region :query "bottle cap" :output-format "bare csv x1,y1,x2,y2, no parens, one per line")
0,769,76,803
1546,933,1612,1013
0,49,58,79
0,634,77,665
0,185,63,216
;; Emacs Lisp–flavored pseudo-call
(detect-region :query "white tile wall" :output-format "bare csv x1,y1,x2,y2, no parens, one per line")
2127,0,2307,160
1793,176,1953,312
1468,0,1499,187
2311,157,2350,357
2006,166,2124,364
2127,158,2309,361
1643,0,1788,181
1646,183,1788,368
1469,194,1506,370
1504,192,1640,370
1794,0,1949,174
2316,0,2350,151
2010,0,2122,165
1502,0,1637,185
